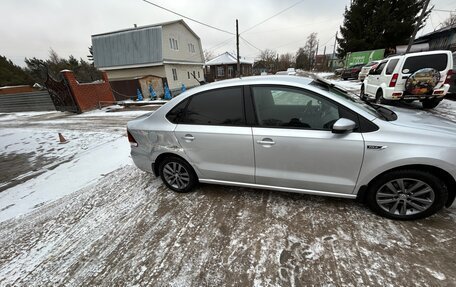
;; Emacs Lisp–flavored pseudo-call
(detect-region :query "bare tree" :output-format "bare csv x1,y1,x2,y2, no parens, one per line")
203,49,214,62
441,13,456,28
257,49,278,72
304,33,318,70
277,53,295,71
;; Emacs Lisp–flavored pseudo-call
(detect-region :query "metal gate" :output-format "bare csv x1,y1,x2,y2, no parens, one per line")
45,74,80,113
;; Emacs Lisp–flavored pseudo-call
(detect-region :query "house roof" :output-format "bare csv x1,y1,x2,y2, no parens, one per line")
416,23,456,41
205,52,254,66
92,19,201,40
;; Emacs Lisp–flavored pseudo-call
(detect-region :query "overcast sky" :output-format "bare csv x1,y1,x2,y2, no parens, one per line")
1,0,455,67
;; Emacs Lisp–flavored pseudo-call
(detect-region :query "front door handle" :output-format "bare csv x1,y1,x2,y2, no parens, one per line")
257,138,275,145
182,134,195,142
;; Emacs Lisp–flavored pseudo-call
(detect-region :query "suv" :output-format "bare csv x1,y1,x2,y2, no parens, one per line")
361,50,453,109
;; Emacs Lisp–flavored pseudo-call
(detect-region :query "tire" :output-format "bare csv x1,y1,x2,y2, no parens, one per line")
159,156,198,193
422,98,442,109
342,77,348,81
366,170,448,220
360,85,367,101
375,89,386,104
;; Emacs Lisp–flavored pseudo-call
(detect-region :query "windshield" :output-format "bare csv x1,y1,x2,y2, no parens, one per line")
309,77,397,121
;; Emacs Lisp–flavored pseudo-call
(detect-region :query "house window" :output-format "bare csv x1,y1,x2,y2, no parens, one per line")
188,71,190,79
170,38,179,50
188,43,195,53
172,68,178,81
217,67,224,77
228,66,234,77
198,71,200,78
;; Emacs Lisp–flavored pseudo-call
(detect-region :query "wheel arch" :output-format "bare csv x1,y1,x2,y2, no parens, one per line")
358,164,455,208
153,152,198,178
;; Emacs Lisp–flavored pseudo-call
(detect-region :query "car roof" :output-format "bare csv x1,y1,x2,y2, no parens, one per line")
188,75,313,93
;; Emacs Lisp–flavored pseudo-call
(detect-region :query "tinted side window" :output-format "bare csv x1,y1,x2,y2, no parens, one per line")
182,87,244,126
252,86,339,130
374,62,387,75
402,54,448,73
385,59,399,75
166,98,189,124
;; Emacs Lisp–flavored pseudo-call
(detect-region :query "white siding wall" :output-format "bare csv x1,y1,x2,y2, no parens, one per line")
106,66,166,80
164,64,204,90
161,22,204,64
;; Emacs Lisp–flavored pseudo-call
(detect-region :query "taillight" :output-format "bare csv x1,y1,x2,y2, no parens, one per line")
127,130,138,147
389,73,399,87
444,69,453,84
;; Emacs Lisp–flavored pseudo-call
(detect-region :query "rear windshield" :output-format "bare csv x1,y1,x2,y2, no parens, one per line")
402,54,448,74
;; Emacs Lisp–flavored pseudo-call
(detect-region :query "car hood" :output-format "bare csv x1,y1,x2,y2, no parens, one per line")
387,106,456,135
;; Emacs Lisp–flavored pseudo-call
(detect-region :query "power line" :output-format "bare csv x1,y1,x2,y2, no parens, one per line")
140,0,235,35
240,36,262,52
434,8,456,12
240,0,305,34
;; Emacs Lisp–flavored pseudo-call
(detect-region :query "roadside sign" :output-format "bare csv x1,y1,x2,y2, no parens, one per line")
346,49,385,67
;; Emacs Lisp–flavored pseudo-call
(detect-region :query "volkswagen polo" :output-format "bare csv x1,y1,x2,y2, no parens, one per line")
127,76,456,220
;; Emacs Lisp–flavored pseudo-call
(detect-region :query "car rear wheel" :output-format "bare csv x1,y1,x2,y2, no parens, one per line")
159,156,197,193
366,170,447,220
375,89,386,104
422,98,442,109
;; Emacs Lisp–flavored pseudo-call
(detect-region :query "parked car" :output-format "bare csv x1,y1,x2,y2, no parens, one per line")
127,75,456,220
361,50,453,109
334,67,344,76
340,64,365,80
448,52,456,95
358,61,380,81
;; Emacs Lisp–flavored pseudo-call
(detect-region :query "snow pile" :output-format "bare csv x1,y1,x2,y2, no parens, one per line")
0,129,131,222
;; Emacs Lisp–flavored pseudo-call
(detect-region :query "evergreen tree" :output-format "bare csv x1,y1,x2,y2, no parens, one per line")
0,55,33,86
25,49,101,85
337,0,431,57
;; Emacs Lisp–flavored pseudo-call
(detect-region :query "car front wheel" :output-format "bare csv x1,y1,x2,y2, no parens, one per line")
360,85,367,101
366,170,447,220
159,156,198,193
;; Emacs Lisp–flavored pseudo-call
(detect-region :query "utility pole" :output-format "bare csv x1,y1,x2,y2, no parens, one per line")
332,31,338,71
236,19,241,77
406,0,431,53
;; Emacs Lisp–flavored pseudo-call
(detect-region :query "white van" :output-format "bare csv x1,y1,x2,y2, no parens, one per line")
361,50,453,109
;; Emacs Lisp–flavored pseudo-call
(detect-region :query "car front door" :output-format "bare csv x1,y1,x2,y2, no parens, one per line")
174,86,255,183
250,85,364,194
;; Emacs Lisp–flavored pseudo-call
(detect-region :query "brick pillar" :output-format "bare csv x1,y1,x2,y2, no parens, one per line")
101,71,109,82
60,70,82,112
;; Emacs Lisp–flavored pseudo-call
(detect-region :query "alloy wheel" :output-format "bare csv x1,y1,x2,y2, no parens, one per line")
162,162,190,190
375,178,435,216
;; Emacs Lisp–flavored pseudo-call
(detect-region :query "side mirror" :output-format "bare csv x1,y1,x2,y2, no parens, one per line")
332,118,356,134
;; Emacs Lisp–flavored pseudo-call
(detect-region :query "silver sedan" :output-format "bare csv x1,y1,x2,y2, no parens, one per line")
127,76,456,220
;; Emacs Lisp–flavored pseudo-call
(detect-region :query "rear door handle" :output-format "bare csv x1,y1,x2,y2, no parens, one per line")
256,138,275,145
182,134,195,142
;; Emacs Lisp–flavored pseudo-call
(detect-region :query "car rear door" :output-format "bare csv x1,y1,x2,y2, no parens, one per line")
174,86,255,183
365,60,387,95
250,85,364,194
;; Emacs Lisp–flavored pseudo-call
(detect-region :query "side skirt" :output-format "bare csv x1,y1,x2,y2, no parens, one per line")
199,179,357,199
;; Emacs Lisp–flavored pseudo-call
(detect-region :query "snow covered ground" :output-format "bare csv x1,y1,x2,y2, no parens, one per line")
1,102,456,285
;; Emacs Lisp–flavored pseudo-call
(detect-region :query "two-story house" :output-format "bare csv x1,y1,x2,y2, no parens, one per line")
91,20,204,96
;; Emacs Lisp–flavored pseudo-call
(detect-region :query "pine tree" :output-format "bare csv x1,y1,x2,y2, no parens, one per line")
0,56,33,86
337,0,431,58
